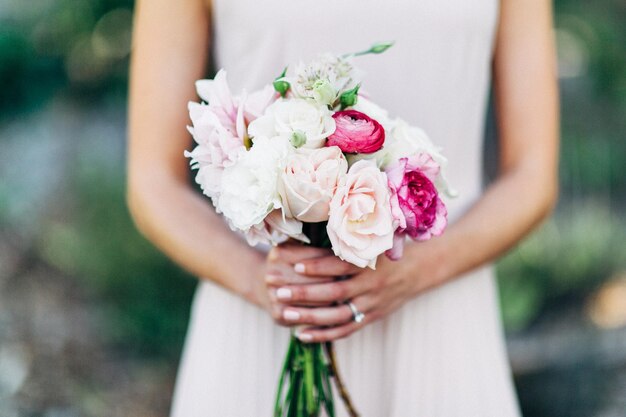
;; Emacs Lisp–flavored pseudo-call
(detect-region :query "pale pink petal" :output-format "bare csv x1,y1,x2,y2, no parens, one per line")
385,233,406,261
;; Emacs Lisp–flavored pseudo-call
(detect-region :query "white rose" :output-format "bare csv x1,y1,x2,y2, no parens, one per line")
217,136,292,231
348,119,456,196
279,146,348,222
248,98,336,149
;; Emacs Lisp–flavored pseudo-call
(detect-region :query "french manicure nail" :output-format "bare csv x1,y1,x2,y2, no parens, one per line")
283,310,300,321
276,288,292,300
297,332,313,342
294,263,305,273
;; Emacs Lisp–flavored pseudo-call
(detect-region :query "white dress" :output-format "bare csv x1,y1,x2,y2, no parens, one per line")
171,0,522,415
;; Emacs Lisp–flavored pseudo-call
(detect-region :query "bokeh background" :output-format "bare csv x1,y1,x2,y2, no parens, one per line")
0,1,624,416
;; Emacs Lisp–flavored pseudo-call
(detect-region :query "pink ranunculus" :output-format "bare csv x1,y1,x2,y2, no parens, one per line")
327,160,394,269
278,146,348,223
326,110,385,154
385,153,448,260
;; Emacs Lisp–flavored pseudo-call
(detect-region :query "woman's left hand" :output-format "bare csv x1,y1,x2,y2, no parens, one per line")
265,243,443,343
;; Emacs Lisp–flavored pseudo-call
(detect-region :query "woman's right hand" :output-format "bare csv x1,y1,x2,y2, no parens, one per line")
256,243,335,325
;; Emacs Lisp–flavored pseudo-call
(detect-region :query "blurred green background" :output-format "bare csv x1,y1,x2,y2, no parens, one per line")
0,0,624,416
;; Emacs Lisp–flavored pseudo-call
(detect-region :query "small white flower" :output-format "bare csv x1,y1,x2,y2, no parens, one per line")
287,54,358,105
248,98,336,149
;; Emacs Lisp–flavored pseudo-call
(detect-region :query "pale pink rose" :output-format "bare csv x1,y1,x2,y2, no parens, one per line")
327,160,394,269
326,110,385,154
385,153,448,260
279,146,348,222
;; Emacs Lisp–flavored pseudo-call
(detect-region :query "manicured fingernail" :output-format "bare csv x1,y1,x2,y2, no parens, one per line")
265,273,281,284
283,310,300,321
294,263,305,273
297,332,313,342
276,288,292,300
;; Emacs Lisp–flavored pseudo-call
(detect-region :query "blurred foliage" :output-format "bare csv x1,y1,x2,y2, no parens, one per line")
0,0,133,121
37,165,196,358
498,204,626,331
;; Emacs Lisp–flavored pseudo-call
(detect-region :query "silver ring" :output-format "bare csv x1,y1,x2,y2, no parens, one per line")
347,301,365,323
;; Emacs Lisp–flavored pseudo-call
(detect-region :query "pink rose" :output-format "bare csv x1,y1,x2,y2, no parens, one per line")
385,154,448,260
326,110,385,154
327,160,394,269
279,146,348,222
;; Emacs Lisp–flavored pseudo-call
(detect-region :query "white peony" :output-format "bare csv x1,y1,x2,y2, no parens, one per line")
248,98,336,149
217,136,292,231
239,210,309,247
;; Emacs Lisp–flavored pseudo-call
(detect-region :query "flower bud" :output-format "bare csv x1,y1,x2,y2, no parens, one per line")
312,78,336,106
290,130,307,148
369,41,395,54
274,66,290,97
339,84,360,109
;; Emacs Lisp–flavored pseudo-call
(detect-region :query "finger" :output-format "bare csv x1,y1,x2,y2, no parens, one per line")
280,304,354,327
293,255,361,277
296,300,376,343
268,244,331,264
265,270,334,287
268,302,291,327
296,321,362,343
275,279,364,305
281,296,374,327
267,287,330,308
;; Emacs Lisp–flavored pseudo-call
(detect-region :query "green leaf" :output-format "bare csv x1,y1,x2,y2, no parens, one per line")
340,84,360,109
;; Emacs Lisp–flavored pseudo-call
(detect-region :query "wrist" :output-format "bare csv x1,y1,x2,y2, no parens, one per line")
236,249,268,307
403,236,451,295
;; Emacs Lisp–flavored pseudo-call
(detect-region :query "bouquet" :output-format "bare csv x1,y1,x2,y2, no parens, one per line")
185,43,452,417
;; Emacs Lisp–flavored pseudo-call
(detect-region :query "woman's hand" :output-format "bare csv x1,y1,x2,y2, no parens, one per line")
264,242,443,343
258,243,337,323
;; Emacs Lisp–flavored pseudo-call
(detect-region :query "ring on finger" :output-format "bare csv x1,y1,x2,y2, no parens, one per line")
347,301,365,323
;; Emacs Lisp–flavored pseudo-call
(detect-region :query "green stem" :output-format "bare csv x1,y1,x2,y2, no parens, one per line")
303,345,317,415
275,336,297,416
